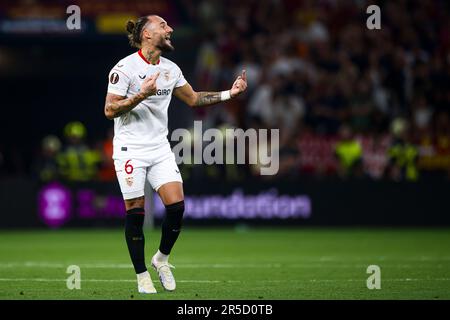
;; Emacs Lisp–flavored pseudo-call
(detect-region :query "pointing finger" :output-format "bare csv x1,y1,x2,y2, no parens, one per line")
149,72,160,81
242,70,247,81
153,71,160,80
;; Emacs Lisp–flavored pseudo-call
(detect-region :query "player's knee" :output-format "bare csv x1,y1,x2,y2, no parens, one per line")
157,182,184,205
124,196,145,211
164,200,184,229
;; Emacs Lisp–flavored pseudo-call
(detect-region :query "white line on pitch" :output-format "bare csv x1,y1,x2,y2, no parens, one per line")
0,278,220,283
0,278,449,283
0,261,448,269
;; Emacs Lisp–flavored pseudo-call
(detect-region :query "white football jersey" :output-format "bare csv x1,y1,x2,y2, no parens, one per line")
107,50,187,160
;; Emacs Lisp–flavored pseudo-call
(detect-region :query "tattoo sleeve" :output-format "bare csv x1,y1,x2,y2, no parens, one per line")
105,92,147,119
194,92,222,107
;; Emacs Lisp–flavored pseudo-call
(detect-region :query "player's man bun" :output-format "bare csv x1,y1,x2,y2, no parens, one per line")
126,20,135,34
126,16,150,48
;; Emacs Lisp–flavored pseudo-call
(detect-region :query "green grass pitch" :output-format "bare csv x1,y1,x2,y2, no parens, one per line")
0,227,449,300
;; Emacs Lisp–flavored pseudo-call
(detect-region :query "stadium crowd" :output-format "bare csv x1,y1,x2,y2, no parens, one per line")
2,0,449,183
182,0,450,182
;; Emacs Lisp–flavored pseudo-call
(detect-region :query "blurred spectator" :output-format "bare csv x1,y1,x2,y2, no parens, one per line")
385,118,419,182
98,128,116,182
412,95,434,136
361,133,391,180
248,74,305,134
334,124,364,179
417,112,450,180
33,135,61,182
57,121,101,182
277,136,301,179
349,75,374,133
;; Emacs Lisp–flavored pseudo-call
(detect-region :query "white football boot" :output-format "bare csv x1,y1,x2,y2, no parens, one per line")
151,256,176,291
137,271,157,294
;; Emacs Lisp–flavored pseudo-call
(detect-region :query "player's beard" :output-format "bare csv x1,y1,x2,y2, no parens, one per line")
157,34,174,52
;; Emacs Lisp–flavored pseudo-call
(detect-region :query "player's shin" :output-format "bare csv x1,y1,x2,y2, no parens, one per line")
157,200,185,258
125,208,147,273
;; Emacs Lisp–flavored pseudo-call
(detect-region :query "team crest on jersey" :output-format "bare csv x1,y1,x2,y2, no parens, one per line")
164,71,170,81
125,176,134,186
110,72,119,84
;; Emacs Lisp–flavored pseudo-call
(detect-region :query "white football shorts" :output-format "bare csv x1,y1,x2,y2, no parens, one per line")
114,151,182,200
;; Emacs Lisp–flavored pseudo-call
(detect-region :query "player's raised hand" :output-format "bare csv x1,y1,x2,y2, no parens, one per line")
230,70,248,97
141,71,160,97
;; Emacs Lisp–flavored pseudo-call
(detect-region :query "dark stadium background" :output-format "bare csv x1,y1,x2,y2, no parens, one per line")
1,0,449,227
0,0,449,300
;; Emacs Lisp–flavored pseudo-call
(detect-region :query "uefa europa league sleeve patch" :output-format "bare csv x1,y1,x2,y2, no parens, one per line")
110,72,119,84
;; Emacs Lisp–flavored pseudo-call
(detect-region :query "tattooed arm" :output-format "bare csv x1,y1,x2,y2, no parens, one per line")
173,70,247,107
176,89,223,107
104,92,147,120
104,72,160,120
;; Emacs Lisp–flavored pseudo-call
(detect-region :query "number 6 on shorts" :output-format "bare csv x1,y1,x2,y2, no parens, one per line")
125,160,134,174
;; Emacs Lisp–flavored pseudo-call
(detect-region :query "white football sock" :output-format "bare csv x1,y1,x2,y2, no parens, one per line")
137,270,150,280
154,250,169,263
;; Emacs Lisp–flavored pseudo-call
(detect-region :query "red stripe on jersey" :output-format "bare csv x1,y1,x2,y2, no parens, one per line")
138,49,160,65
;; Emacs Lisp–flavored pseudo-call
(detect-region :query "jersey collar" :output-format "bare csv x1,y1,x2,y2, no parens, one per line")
138,49,160,65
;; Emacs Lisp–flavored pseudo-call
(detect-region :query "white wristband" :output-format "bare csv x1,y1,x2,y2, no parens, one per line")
220,90,231,101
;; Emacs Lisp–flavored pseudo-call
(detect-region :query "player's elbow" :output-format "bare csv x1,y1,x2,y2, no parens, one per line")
187,99,196,108
104,107,115,120
187,94,198,108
